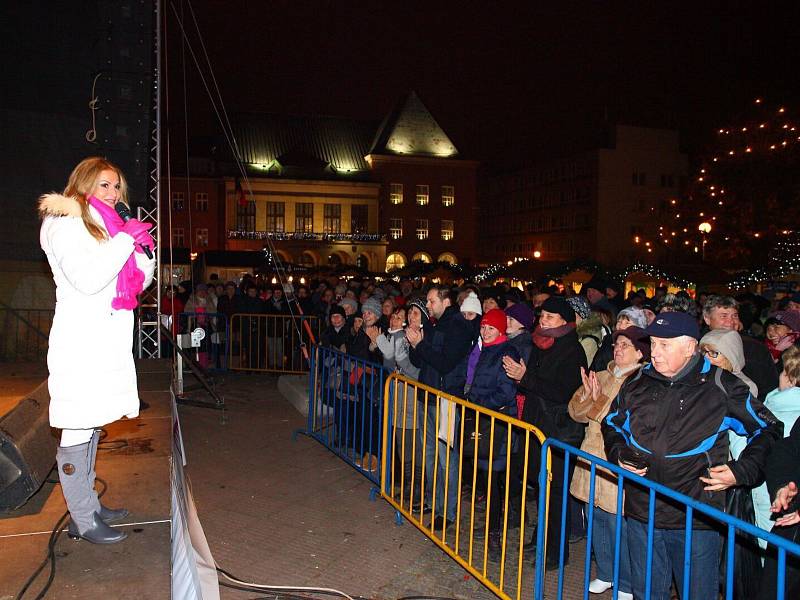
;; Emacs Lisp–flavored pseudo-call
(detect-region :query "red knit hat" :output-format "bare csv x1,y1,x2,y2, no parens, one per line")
480,308,507,334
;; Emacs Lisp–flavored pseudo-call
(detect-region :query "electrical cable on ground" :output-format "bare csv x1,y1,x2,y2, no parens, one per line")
15,478,109,600
216,563,357,600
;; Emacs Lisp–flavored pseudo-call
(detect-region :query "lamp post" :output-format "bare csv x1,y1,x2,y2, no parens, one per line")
698,222,711,261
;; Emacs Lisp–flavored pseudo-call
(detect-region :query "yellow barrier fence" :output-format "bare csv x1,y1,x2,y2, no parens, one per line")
380,373,551,600
227,313,321,373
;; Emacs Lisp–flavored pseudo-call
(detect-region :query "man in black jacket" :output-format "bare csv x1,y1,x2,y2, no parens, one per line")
407,287,474,531
603,311,782,600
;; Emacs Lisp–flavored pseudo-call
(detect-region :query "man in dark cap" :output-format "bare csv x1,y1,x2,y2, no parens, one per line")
603,311,782,600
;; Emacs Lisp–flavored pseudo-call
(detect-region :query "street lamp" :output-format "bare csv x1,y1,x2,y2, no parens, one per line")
533,250,542,259
698,222,711,261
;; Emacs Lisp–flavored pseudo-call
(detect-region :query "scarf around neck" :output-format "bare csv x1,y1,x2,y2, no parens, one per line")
532,322,576,350
87,196,144,310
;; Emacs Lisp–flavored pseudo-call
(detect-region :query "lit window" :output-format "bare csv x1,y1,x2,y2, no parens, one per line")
389,218,403,240
266,201,285,232
441,219,454,241
441,185,455,206
390,183,403,204
195,228,209,247
416,219,429,240
386,252,406,272
323,204,341,233
195,192,208,212
172,192,184,211
412,252,432,263
172,227,185,247
416,184,429,205
295,203,313,233
438,252,457,264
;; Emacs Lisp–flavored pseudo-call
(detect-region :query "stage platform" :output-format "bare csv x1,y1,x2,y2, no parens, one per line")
0,359,173,600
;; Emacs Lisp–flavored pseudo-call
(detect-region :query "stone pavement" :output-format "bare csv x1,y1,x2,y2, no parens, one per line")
179,373,612,600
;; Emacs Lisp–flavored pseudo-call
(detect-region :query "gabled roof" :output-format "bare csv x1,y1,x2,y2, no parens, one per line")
369,91,459,158
232,113,379,175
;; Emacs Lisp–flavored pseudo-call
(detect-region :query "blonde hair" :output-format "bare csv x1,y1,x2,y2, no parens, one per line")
783,345,800,386
63,157,129,241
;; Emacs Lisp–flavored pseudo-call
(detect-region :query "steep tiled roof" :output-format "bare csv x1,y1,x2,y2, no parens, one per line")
369,91,459,158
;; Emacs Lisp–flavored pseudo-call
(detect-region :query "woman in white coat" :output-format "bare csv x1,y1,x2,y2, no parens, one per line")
39,157,155,544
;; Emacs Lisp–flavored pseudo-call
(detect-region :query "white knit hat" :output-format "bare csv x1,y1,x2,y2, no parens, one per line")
460,291,482,315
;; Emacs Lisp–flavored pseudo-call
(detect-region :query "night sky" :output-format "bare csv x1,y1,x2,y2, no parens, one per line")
172,2,799,169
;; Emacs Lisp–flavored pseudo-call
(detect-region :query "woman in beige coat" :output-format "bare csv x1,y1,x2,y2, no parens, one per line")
568,326,650,599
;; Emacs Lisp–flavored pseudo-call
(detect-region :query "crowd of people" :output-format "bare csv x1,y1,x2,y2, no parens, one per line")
163,272,800,598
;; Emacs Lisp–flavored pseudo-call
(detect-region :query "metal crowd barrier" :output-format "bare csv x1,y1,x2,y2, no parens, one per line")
534,438,800,600
380,373,551,600
228,313,320,374
307,345,388,485
0,306,53,362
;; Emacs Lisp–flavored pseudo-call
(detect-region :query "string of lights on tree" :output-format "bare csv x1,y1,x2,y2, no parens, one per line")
636,98,799,268
729,232,800,289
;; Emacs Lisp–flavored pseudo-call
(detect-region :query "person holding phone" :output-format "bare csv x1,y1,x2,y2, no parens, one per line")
602,312,782,600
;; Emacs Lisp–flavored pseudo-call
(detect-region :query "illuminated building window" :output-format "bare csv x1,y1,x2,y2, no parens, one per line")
416,219,429,240
172,227,185,247
295,202,313,233
438,252,457,264
441,185,455,206
171,192,184,211
195,192,208,212
441,219,454,241
390,183,403,204
266,201,285,232
236,198,255,231
351,204,368,234
416,184,429,205
323,204,341,233
195,228,209,247
386,252,406,272
389,218,403,240
413,252,432,263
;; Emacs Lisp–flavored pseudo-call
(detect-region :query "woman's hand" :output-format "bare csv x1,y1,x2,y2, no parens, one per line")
121,219,154,252
579,367,600,402
365,325,380,343
405,326,423,348
771,481,798,513
503,356,526,381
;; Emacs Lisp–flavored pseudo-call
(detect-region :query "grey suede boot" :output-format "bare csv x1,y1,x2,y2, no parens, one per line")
88,430,129,523
57,442,127,544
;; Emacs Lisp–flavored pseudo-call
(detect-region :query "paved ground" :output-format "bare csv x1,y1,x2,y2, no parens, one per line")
179,372,607,600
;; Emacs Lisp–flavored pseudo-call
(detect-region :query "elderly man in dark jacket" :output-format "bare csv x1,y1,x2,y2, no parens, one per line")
503,296,587,567
603,311,782,600
407,286,474,531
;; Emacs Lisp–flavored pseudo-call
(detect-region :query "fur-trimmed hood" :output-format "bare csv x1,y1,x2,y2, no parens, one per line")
38,193,82,219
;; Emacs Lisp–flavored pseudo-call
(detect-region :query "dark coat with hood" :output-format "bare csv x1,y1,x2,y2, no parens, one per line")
603,353,783,529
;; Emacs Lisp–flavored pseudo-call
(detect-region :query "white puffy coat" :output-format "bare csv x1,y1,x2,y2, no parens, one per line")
39,194,155,429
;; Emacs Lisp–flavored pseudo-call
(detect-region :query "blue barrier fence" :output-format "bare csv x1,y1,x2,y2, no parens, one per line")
534,438,800,600
307,345,388,486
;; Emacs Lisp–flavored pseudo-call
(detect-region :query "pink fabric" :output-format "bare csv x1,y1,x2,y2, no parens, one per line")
87,196,145,310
